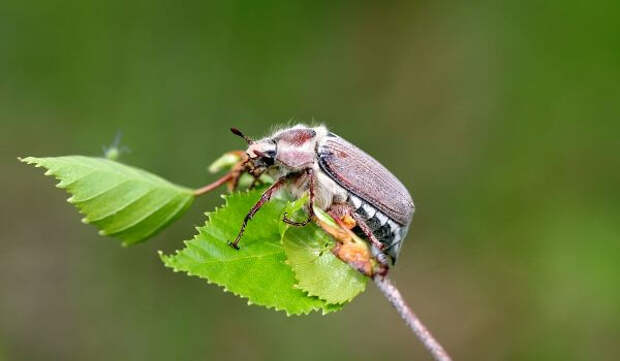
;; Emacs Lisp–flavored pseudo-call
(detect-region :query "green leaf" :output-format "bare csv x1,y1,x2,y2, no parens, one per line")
207,151,274,189
281,197,368,304
207,152,242,173
21,156,194,246
160,189,341,315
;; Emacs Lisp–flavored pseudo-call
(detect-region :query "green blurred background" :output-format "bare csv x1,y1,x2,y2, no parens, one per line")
1,1,619,360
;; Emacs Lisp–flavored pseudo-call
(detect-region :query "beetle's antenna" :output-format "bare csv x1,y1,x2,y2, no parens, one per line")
230,128,254,144
374,276,452,361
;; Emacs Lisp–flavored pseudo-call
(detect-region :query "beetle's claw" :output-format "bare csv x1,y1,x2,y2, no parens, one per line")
227,241,240,250
282,212,311,227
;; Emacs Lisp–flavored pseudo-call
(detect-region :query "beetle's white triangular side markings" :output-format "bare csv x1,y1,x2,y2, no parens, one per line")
350,195,362,209
362,204,376,218
388,220,399,234
375,212,388,226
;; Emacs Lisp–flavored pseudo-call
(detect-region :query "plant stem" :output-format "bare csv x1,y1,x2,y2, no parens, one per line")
374,276,452,361
194,173,233,196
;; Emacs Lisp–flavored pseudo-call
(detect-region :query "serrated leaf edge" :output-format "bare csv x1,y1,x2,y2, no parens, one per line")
20,156,194,245
159,189,340,316
280,197,368,305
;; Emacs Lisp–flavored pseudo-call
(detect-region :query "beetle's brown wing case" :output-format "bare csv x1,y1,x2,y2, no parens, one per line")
317,133,414,226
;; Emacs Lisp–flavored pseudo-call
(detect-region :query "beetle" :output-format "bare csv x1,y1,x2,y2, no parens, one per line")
202,124,414,274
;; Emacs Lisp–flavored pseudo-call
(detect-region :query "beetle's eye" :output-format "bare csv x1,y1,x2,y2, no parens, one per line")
263,157,274,166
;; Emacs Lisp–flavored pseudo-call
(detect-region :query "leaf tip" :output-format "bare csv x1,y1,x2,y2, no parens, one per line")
18,156,35,164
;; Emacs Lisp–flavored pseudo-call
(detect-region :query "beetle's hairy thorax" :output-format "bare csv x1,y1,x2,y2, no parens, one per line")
272,125,327,170
270,125,349,211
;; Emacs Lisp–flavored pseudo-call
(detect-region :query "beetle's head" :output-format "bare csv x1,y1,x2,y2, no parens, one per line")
231,128,276,168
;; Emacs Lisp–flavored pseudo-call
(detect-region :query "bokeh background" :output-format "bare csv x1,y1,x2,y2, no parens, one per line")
1,1,619,360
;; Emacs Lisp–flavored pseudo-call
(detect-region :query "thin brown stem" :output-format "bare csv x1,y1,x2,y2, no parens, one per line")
374,276,452,361
193,173,233,196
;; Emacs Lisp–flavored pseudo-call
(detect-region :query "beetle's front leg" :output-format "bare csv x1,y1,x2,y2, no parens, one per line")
246,166,269,190
228,174,289,250
282,168,315,226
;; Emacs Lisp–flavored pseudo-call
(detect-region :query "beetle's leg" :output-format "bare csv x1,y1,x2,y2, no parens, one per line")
327,203,357,229
228,175,288,250
324,203,382,252
248,175,262,189
349,212,390,268
248,167,267,189
283,168,315,226
313,202,378,276
310,203,354,244
350,212,385,251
